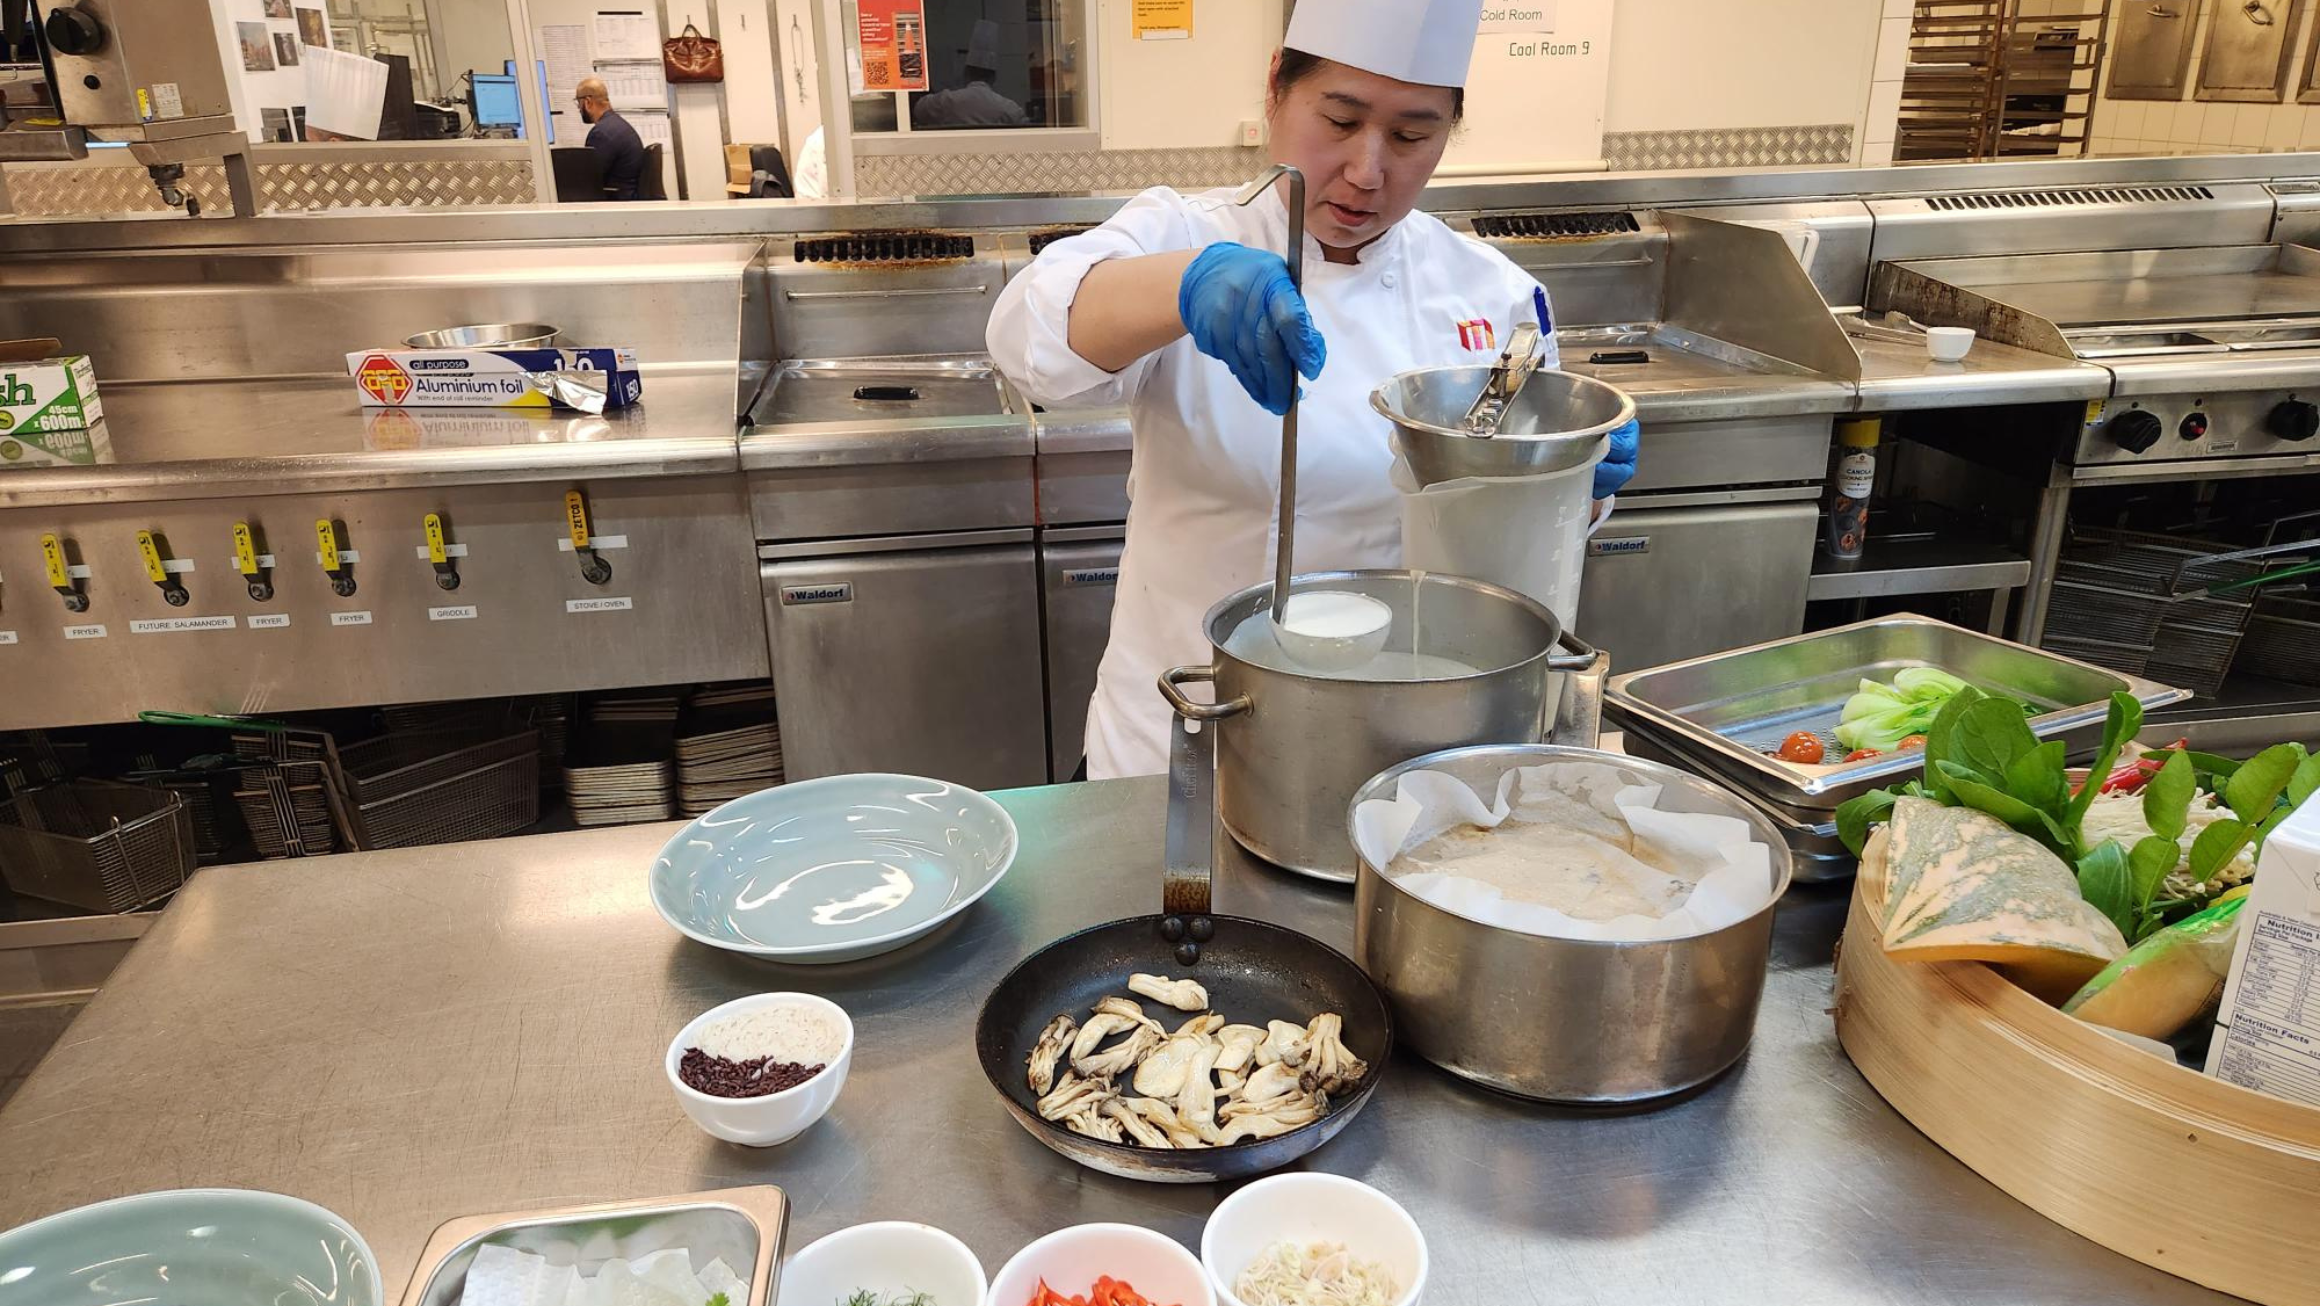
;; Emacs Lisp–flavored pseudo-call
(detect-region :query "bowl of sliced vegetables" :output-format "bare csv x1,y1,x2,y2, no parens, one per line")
780,1221,986,1306
1201,1174,1426,1306
989,1224,1215,1306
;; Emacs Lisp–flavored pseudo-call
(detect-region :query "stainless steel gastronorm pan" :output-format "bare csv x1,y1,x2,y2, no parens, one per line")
399,1187,786,1306
1603,614,2187,810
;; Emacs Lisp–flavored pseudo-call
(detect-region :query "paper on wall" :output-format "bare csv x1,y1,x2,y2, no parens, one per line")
593,10,662,62
1350,759,1776,941
301,44,387,140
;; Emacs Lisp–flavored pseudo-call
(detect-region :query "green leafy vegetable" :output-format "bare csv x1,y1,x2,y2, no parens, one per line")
2224,743,2306,823
1835,668,1972,752
2126,835,2182,940
2141,749,2196,842
2291,753,2320,809
2188,818,2250,885
706,1295,730,1306
2062,692,2143,839
1918,685,1991,804
2004,740,2069,816
2076,841,2134,937
1836,788,1900,857
1951,696,2041,782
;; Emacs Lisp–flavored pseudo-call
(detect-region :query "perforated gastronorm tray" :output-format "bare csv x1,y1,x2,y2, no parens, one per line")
1603,614,2187,810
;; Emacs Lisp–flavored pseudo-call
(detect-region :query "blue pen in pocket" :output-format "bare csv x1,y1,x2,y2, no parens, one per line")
1531,285,1553,339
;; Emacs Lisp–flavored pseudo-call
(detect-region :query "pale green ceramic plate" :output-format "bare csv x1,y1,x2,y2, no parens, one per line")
0,1188,382,1306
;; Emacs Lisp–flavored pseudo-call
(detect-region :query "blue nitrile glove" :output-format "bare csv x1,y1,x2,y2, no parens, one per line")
1178,242,1327,417
1595,417,1640,499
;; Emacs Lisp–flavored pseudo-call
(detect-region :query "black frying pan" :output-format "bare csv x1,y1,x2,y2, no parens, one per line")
974,713,1393,1183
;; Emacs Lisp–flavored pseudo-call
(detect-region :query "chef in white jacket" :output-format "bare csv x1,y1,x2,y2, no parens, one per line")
988,0,1640,780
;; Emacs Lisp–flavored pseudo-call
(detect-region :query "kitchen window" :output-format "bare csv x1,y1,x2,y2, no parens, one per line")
832,0,1094,151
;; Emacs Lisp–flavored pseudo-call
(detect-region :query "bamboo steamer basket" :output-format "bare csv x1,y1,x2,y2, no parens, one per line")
1833,888,2320,1306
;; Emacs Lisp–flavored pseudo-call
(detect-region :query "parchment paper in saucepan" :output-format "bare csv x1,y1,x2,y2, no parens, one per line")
1351,760,1775,942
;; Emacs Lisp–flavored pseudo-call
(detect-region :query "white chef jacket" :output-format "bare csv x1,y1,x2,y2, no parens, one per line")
988,185,1560,779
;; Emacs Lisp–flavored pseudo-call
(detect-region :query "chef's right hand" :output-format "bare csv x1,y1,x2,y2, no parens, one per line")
1178,242,1326,416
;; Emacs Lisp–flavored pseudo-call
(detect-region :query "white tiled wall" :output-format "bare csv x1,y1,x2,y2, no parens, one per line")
1862,0,1914,164
2083,0,2320,157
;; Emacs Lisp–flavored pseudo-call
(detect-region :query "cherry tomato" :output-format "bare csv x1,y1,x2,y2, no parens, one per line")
1898,735,1927,750
1843,748,1882,763
1776,732,1826,764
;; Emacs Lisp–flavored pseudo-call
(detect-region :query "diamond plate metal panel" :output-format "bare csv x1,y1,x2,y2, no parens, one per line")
1,157,536,216
857,145,1266,196
1602,124,1855,172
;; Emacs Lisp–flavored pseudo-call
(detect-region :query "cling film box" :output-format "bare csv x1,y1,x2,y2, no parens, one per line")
345,347,643,410
0,356,103,434
0,417,113,468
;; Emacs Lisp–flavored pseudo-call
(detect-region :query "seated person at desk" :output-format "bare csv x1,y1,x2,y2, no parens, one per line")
576,77,646,200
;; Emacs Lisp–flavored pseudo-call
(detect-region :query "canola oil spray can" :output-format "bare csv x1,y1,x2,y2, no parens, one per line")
1824,416,1879,560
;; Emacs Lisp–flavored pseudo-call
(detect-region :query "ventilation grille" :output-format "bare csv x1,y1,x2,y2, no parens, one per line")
1027,226,1095,254
1926,185,2216,211
1473,211,1642,239
794,233,976,263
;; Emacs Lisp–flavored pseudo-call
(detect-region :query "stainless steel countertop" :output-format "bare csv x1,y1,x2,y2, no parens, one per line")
0,778,2235,1305
1850,333,2111,410
0,370,743,509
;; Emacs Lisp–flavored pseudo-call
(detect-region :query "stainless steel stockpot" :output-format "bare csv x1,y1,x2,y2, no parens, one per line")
1349,743,1795,1104
1158,569,1594,883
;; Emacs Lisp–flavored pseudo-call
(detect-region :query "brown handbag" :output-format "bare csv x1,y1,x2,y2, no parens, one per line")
663,22,723,83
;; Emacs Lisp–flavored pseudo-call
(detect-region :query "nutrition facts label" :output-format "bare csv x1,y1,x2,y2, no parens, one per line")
2212,913,2320,1105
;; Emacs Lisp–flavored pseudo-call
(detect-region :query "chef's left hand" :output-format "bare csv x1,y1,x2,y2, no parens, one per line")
1595,418,1639,499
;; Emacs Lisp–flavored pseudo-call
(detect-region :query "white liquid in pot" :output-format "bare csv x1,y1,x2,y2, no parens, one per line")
1223,602,1486,681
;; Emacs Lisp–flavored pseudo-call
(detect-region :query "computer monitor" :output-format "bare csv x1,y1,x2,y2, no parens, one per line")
468,73,521,130
505,58,554,143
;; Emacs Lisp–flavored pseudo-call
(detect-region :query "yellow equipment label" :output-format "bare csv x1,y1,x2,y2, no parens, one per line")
40,534,69,589
2084,399,2106,427
316,519,341,572
423,513,448,565
232,523,259,576
135,530,167,583
564,490,591,550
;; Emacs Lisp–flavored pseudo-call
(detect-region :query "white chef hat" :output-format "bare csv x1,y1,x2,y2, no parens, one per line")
967,19,1002,70
1283,0,1483,89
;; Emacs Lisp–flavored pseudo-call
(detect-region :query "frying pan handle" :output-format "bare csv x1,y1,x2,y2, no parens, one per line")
1157,665,1251,721
1161,712,1216,962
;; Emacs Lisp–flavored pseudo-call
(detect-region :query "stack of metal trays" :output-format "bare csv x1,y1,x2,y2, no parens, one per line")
674,684,781,818
1604,614,2188,881
564,692,680,827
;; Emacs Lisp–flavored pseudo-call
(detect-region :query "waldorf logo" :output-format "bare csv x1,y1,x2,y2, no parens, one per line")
1589,536,1650,556
355,354,413,404
781,582,854,605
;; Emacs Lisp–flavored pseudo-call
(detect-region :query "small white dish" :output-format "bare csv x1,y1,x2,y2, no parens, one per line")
666,992,853,1147
651,773,1018,965
1201,1173,1428,1306
989,1223,1215,1306
781,1221,986,1306
1925,326,1974,362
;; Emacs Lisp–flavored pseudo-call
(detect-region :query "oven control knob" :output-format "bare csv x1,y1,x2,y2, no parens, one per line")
2179,413,2208,441
2108,409,2164,454
44,7,106,56
2270,399,2320,442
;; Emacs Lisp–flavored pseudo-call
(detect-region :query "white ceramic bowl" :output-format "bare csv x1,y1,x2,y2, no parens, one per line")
1925,326,1975,362
989,1223,1215,1306
782,1221,987,1306
1201,1174,1428,1306
651,773,1019,965
1272,590,1394,673
666,992,853,1147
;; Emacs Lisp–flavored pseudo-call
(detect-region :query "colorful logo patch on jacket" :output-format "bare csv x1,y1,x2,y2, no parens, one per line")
1456,319,1496,351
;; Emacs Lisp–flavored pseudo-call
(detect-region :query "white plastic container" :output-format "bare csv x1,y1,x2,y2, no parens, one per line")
1394,450,1596,630
1925,326,1975,362
1201,1173,1428,1306
988,1224,1215,1306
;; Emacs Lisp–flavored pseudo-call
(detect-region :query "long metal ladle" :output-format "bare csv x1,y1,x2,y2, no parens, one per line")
1225,164,1308,633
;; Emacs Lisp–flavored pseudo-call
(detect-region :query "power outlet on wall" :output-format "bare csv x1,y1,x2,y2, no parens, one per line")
1238,119,1263,147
